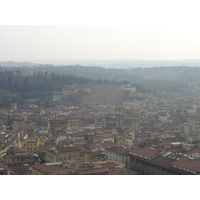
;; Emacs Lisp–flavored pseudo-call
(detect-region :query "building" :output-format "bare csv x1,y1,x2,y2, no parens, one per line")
21,138,41,154
34,129,51,138
0,129,21,162
45,145,90,163
66,119,82,127
0,112,8,126
2,147,40,168
31,162,78,175
49,118,67,129
188,114,200,132
62,85,135,105
129,146,200,175
11,103,17,110
11,116,26,129
90,150,106,161
105,147,130,168
31,160,136,175
0,146,6,163
0,163,16,175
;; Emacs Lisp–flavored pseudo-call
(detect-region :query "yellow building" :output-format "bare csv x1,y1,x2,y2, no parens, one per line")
116,137,127,147
94,118,106,128
45,145,90,163
62,85,125,105
34,129,51,138
66,119,81,127
188,114,200,131
2,147,40,168
31,164,54,175
0,148,5,163
49,118,67,129
0,116,8,126
11,117,29,130
21,138,42,154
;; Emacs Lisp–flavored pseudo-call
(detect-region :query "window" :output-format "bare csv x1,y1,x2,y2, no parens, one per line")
60,157,62,161
34,148,36,150
27,148,29,150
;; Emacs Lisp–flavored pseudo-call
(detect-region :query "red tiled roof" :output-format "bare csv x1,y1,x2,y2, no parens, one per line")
54,145,81,152
4,153,36,159
32,164,55,175
51,168,78,175
131,147,164,158
0,163,16,175
172,157,200,173
90,150,105,156
10,166,31,175
78,167,109,175
88,144,97,151
187,147,200,154
95,162,116,169
150,156,173,169
38,145,51,153
108,167,138,175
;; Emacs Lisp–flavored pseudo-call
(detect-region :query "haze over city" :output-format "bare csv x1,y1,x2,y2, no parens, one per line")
1,0,200,199
1,0,200,66
1,25,200,64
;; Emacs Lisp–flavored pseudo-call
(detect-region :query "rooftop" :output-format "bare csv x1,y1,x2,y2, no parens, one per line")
172,156,200,173
130,147,166,159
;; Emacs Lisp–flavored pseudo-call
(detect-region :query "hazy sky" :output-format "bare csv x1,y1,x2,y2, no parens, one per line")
1,0,200,61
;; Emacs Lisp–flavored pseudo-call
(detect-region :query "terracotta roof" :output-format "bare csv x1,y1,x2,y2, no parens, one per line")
150,156,173,169
78,167,109,175
167,146,185,153
10,166,31,175
94,162,116,169
0,163,16,175
88,144,97,151
51,168,78,175
131,147,164,158
13,147,27,154
108,167,138,175
38,145,51,153
80,148,90,153
54,145,81,152
90,150,105,156
187,147,200,154
172,157,200,173
4,153,36,159
31,164,55,175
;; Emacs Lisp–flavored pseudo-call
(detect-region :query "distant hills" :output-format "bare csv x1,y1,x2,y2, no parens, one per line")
1,59,200,68
1,60,200,95
46,59,200,68
0,61,39,67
